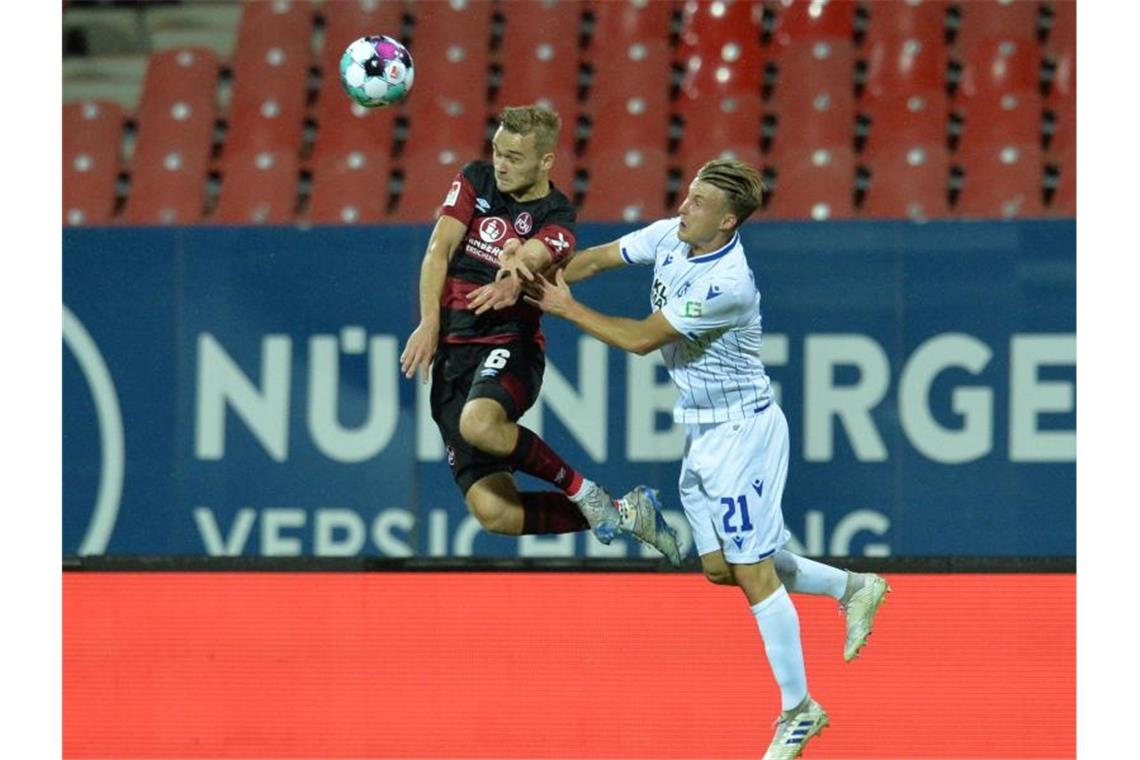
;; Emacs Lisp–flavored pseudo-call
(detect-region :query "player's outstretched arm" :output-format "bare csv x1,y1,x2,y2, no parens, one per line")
468,236,556,314
525,269,682,355
562,240,625,283
401,215,466,383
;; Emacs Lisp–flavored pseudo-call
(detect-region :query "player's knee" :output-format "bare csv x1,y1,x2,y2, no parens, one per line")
459,402,506,453
467,496,511,534
704,567,735,586
458,407,490,449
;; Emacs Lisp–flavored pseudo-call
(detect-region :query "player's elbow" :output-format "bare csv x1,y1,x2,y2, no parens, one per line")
623,337,652,356
628,335,664,356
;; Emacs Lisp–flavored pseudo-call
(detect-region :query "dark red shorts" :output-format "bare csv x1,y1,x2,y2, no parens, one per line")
430,339,545,494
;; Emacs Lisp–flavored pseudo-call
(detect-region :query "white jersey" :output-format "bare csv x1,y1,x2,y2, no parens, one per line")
619,217,774,424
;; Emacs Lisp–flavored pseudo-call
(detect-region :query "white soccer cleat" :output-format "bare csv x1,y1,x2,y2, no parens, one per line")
619,486,683,567
572,481,621,544
763,695,829,760
842,572,890,662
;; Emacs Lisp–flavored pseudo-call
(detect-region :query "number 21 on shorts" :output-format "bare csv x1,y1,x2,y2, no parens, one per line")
720,494,755,534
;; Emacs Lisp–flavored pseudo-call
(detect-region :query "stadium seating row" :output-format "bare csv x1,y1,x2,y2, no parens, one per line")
62,0,1075,224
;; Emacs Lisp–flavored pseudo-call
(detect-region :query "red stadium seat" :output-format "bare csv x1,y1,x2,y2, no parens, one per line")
861,145,950,220
134,48,219,129
584,89,670,158
768,40,856,105
225,40,309,156
235,0,313,51
401,95,487,162
677,146,765,195
952,0,1041,52
223,94,307,157
404,0,492,122
213,150,299,224
860,93,948,158
769,0,857,45
1044,0,1075,47
495,0,583,114
495,35,580,123
861,0,949,49
129,53,218,225
63,100,125,225
579,147,669,223
132,98,215,168
307,149,392,224
955,92,1040,151
766,84,854,158
392,90,486,222
407,0,493,51
318,0,406,75
121,147,210,224
229,40,310,108
764,147,856,220
1045,145,1074,216
955,36,1040,98
1047,101,1074,158
404,46,490,127
955,142,1044,218
677,0,765,97
311,93,399,162
1045,43,1074,104
674,88,762,164
862,35,948,99
390,148,470,223
1044,2,1074,104
587,37,671,115
586,0,675,60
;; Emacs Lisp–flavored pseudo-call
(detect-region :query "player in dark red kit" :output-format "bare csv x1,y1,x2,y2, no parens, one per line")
400,105,681,565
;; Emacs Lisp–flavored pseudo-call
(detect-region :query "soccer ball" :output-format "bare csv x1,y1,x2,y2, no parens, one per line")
339,35,415,108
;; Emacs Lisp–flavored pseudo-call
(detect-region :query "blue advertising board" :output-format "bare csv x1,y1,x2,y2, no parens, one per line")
63,220,1075,558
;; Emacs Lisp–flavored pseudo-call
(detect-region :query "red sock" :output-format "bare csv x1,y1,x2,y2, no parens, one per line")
520,492,590,534
509,426,582,493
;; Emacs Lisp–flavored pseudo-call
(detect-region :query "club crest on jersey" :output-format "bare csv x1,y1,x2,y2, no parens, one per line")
544,231,570,255
513,212,533,235
479,217,508,243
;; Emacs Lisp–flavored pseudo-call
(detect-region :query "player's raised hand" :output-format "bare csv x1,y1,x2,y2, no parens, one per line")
467,274,522,314
523,269,575,317
400,321,438,383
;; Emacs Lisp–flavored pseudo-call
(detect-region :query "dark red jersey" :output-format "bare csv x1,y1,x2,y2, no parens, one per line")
437,160,577,346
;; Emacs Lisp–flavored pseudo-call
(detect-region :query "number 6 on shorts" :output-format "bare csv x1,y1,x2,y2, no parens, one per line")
484,348,511,369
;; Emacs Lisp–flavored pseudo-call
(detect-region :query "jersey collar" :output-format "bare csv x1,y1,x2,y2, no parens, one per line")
688,232,740,263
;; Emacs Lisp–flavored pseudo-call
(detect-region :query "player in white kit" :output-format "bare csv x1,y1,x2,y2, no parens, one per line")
525,159,890,759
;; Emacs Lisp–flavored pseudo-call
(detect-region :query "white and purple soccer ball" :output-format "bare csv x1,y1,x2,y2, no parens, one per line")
339,35,415,108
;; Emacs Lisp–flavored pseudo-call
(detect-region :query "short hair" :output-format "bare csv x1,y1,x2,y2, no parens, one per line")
696,158,765,228
498,105,561,155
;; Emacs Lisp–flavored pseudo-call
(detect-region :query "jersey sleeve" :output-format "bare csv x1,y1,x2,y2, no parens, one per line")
660,278,753,340
618,217,681,267
534,205,577,265
439,162,481,226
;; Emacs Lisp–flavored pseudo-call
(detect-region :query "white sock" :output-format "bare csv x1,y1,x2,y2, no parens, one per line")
751,585,808,712
773,550,848,600
566,478,595,503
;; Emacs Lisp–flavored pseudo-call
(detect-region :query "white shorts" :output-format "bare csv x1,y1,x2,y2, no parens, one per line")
679,403,791,565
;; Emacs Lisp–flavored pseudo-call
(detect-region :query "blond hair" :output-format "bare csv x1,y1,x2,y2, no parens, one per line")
498,105,562,155
696,158,765,228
